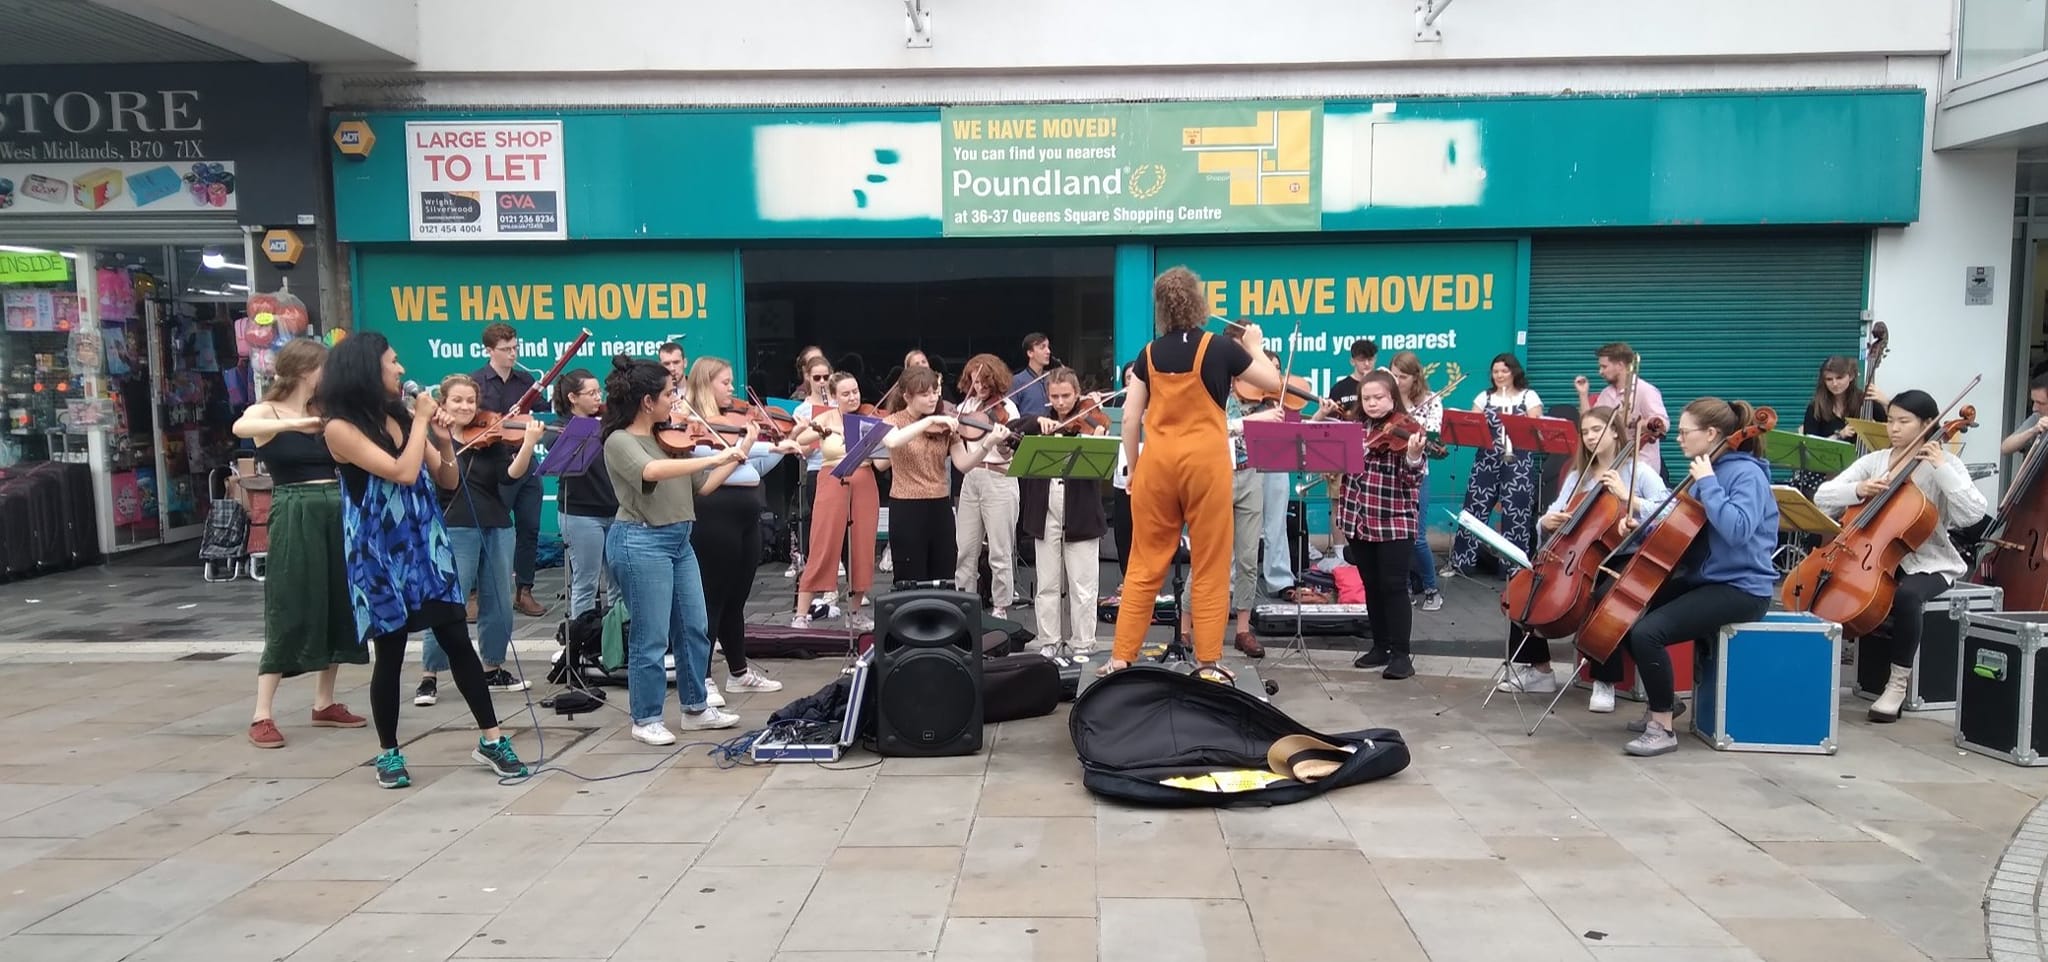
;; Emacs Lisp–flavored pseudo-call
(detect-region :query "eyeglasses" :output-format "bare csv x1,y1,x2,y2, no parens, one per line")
1677,425,1707,436
811,374,830,381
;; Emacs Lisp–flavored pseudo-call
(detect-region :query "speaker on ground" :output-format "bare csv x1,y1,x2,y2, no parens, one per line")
873,588,984,757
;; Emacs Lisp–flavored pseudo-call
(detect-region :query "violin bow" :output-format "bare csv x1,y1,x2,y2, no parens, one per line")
456,328,591,454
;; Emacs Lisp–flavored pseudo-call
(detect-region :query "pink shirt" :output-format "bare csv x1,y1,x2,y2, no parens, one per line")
1594,378,1669,473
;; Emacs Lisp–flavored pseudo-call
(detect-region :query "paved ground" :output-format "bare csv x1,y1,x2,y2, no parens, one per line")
0,540,1508,655
5,548,2047,961
0,634,2043,962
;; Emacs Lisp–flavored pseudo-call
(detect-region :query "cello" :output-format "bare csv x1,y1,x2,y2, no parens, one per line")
1980,412,2048,610
1782,380,1982,635
1575,404,1778,662
1500,359,1652,638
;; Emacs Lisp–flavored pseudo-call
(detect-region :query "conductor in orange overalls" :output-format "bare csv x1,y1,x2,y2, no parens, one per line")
1102,266,1283,676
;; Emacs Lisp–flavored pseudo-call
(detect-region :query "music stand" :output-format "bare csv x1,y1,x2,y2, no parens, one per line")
1438,410,1496,450
1495,413,1579,458
537,415,600,477
1244,418,1364,698
1845,417,1888,448
1762,431,1856,476
1006,435,1118,482
1439,508,1573,734
1771,484,1841,573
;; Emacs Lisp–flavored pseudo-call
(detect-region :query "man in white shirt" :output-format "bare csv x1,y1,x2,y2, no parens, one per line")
1575,342,1669,475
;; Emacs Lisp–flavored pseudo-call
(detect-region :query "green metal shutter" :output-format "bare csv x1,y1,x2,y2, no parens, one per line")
1527,232,1869,471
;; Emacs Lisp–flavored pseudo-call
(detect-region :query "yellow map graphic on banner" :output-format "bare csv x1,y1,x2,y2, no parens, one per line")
1181,109,1315,206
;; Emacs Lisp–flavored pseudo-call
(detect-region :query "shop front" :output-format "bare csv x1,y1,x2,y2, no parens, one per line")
1,63,322,554
330,91,1923,521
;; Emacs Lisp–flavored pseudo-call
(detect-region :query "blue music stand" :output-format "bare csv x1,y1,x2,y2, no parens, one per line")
832,414,891,480
539,416,601,477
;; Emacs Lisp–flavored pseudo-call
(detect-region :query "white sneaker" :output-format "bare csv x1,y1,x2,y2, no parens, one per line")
679,708,742,731
790,613,812,629
1589,681,1617,714
1496,665,1559,693
990,606,1008,620
878,549,893,572
704,679,727,708
727,668,784,692
631,722,676,746
783,562,799,578
848,610,874,632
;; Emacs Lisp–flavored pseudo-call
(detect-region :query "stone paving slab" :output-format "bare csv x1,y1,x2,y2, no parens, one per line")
0,646,2043,961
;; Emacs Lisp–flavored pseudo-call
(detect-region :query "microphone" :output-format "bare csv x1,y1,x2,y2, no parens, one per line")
401,379,424,413
1047,355,1065,370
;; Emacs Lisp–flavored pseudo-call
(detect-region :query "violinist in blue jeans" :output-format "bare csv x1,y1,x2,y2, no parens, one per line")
599,356,749,746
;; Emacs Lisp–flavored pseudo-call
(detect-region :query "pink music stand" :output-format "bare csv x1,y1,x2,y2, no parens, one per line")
1438,410,1495,450
1242,419,1364,476
1496,414,1578,456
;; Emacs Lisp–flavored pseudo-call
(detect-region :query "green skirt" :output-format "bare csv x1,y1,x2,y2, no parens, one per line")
261,482,369,675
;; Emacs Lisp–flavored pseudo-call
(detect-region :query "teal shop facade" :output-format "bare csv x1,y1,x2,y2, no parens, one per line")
329,90,1925,525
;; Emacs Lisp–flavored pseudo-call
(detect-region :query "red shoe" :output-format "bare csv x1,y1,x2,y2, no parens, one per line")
310,703,367,728
248,718,285,749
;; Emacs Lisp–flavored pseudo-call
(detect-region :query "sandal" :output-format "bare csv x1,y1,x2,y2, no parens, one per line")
1094,658,1131,678
1191,663,1236,685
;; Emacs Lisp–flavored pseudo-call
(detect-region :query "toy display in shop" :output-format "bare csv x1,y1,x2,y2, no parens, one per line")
240,283,313,393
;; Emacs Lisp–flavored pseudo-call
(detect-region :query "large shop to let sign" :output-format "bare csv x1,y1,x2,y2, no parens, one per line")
0,63,318,225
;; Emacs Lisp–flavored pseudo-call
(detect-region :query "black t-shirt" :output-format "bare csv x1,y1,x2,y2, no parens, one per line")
1132,331,1253,408
440,443,516,528
1330,375,1362,414
1803,398,1885,440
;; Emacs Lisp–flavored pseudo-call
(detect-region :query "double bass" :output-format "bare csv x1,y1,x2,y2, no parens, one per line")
1500,359,1650,638
1782,379,1982,636
1980,409,2048,610
1575,404,1779,661
454,329,592,452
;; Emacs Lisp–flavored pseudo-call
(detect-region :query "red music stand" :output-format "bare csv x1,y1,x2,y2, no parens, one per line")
1496,414,1578,456
1242,418,1364,699
1438,410,1494,450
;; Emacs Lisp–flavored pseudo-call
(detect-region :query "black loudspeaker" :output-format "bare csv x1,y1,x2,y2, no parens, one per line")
873,588,985,757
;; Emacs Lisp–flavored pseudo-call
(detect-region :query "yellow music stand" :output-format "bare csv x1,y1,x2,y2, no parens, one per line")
1844,417,1888,446
1772,485,1839,573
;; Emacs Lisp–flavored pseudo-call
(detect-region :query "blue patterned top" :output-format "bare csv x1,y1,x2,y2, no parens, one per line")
340,462,464,643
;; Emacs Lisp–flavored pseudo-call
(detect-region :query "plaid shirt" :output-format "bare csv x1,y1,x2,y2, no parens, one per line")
1338,438,1424,543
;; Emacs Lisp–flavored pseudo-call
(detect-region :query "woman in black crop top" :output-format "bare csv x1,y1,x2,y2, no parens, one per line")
230,339,365,750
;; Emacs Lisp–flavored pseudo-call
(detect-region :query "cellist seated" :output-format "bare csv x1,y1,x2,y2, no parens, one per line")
1814,389,1988,724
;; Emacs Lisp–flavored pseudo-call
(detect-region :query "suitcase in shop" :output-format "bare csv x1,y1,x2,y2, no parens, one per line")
0,481,35,577
24,461,100,565
0,470,65,570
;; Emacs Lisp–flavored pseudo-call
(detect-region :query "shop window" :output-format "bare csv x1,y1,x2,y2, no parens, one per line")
743,246,1116,402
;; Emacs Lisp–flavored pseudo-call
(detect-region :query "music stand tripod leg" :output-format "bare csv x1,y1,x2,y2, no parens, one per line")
1155,556,1191,664
1527,650,1585,736
1268,503,1333,698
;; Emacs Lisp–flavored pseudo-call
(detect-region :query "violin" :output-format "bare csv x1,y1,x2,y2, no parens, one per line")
1236,374,1331,416
653,418,745,456
1576,404,1780,663
455,329,593,450
1782,381,1981,636
1363,413,1426,454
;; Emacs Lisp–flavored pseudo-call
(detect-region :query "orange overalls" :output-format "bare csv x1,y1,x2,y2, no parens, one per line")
1112,333,1235,664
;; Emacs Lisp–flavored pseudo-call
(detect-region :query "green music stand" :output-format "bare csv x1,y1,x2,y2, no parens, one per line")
1007,435,1120,481
1762,430,1856,476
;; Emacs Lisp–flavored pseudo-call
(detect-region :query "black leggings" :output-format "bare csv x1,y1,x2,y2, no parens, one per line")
1347,539,1413,656
1624,581,1771,713
889,496,957,584
1881,571,1953,669
1110,489,1134,576
370,621,498,750
693,484,763,676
